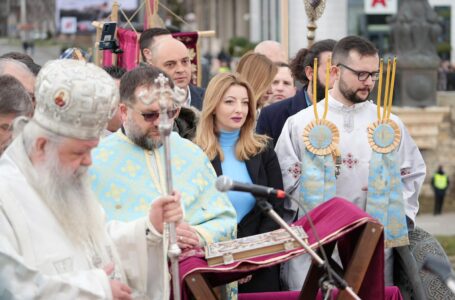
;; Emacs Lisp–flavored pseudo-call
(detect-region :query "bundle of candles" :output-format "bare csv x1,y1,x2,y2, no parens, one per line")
376,57,397,121
368,57,401,154
311,56,331,120
302,56,339,159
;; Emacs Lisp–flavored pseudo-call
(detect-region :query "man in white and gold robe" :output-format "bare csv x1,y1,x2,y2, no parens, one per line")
275,36,426,291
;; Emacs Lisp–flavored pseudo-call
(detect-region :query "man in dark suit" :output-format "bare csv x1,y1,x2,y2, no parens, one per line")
256,39,336,145
144,37,205,110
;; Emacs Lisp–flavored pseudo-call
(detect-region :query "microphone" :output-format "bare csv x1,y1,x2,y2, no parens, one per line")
215,175,286,199
422,255,455,294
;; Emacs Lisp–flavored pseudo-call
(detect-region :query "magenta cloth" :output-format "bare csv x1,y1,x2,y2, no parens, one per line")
179,197,385,300
172,32,199,85
314,286,402,300
239,291,300,300
102,50,112,67
101,28,139,71
237,287,402,300
116,28,139,71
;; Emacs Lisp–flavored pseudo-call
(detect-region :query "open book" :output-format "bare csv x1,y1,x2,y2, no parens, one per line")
205,226,308,266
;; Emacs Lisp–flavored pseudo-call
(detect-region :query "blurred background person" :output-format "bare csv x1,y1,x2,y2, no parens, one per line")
0,52,41,76
254,40,287,63
269,62,297,104
431,165,450,215
194,72,284,293
236,51,277,109
0,75,33,155
0,58,36,106
256,39,336,145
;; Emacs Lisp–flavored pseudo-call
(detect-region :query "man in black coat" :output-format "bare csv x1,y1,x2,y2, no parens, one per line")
256,39,336,145
142,36,205,111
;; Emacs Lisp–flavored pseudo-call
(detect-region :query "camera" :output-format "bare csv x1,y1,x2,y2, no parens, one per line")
98,22,123,54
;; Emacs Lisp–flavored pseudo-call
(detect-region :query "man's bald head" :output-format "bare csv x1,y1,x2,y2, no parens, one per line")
0,58,36,97
254,40,287,63
150,38,192,89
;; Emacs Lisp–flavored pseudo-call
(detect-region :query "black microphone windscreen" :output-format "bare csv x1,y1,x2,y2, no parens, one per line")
215,176,232,192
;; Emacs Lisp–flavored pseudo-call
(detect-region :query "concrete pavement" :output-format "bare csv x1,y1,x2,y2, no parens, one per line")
0,38,61,66
416,212,455,236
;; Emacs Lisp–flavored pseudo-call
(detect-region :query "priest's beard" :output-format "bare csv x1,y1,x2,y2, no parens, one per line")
125,113,163,150
34,145,107,254
338,77,371,104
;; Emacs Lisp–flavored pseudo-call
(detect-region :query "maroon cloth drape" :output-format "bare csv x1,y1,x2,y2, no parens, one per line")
116,28,139,71
179,197,386,300
172,32,199,86
102,50,113,67
237,286,403,300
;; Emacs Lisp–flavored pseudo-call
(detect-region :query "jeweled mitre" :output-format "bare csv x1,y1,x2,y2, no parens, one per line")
34,59,119,140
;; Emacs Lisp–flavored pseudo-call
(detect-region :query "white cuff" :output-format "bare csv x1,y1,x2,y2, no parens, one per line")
146,218,162,244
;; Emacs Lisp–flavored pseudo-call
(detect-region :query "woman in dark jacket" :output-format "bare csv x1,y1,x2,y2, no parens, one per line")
194,72,284,293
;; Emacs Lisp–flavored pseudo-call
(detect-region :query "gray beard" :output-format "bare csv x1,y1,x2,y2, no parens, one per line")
33,146,107,253
124,114,163,150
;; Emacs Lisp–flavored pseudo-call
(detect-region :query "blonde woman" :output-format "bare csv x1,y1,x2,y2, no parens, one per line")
236,51,278,109
194,72,284,293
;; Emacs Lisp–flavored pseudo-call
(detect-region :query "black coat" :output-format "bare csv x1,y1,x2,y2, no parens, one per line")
211,143,284,292
256,87,309,146
189,85,205,111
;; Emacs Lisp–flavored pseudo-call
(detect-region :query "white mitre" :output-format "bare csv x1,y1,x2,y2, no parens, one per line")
33,59,119,140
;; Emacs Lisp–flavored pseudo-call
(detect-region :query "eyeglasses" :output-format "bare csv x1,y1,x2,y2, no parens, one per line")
129,106,178,122
337,63,380,81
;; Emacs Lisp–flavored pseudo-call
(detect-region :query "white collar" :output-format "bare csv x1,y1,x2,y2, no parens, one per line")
185,85,192,107
328,94,371,113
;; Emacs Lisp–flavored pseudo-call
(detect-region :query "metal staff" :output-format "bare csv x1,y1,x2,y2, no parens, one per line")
152,73,186,300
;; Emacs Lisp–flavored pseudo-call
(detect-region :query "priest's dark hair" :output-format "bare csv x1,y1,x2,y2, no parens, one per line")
290,39,336,85
332,35,378,65
119,66,174,105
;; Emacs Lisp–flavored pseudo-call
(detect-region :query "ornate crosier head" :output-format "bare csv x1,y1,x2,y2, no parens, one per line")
154,73,187,111
135,73,186,108
304,0,327,46
304,0,326,20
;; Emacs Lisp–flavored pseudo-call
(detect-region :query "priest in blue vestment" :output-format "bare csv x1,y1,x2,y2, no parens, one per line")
90,66,237,248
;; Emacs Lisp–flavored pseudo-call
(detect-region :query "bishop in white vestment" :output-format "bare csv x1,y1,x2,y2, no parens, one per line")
0,60,183,300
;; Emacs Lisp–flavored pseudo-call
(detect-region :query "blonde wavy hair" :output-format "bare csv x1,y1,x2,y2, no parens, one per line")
236,51,278,108
194,73,269,161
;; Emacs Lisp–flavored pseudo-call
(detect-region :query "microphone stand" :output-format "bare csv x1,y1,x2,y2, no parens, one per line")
256,200,361,300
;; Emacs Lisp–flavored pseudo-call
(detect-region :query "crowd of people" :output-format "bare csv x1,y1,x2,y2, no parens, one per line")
0,31,430,299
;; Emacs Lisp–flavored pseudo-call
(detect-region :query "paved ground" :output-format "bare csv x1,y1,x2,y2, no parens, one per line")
0,38,61,65
416,212,455,236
